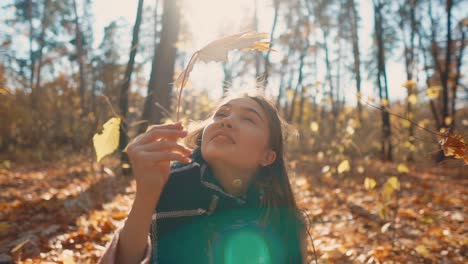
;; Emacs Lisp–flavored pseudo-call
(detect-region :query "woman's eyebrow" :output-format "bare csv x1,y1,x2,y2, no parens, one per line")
243,107,264,122
219,103,264,122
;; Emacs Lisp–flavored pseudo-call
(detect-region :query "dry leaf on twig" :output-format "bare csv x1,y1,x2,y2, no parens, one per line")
174,31,273,121
438,132,467,164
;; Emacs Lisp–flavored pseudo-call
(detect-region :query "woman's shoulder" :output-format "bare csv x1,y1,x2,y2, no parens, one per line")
157,160,205,210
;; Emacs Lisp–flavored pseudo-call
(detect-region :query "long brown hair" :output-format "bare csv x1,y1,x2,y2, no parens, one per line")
184,88,307,263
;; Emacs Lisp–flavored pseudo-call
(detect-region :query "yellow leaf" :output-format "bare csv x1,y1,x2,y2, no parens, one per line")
357,166,365,174
415,245,431,258
387,176,400,190
397,163,409,174
309,122,319,132
444,116,453,126
426,86,440,99
381,99,389,107
11,239,30,253
0,87,10,95
408,94,418,104
93,117,121,162
364,177,377,190
321,165,330,174
402,80,417,89
0,222,11,236
382,183,395,199
337,160,350,174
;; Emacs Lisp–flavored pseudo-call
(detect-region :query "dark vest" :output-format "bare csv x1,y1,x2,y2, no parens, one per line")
149,149,295,264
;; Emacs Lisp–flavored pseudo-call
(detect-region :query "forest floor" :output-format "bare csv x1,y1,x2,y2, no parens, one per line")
0,152,466,263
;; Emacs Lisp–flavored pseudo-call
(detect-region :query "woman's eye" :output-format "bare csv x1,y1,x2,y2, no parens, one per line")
243,117,255,124
215,112,227,117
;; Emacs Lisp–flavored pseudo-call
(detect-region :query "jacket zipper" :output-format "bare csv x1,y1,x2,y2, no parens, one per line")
155,208,207,220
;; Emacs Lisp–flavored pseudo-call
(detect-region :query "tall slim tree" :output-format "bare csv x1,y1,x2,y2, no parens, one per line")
140,0,180,132
72,0,87,115
119,0,144,174
398,0,419,161
263,0,280,87
373,0,393,161
346,0,363,123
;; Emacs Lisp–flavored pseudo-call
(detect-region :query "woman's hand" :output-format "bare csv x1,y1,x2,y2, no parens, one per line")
126,122,192,198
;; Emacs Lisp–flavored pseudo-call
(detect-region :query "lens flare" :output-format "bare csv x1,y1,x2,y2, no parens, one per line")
223,229,271,264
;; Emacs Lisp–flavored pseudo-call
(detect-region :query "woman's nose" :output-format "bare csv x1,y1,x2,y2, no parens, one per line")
220,116,233,129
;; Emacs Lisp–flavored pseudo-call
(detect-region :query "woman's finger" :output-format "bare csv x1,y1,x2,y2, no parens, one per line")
138,141,192,155
141,151,191,163
136,128,187,145
132,123,183,145
145,122,182,133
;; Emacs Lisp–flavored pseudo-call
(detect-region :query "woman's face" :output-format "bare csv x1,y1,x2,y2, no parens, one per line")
201,97,276,170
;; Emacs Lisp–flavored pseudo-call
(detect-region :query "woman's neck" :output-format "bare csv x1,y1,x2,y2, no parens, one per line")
209,162,257,197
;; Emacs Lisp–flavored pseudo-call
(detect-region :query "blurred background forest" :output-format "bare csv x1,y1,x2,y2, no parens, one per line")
0,0,467,263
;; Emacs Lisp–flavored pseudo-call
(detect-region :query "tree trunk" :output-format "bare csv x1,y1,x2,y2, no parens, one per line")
253,0,261,78
119,0,144,175
263,0,280,87
452,21,466,127
441,0,452,130
323,29,335,117
27,0,34,92
399,0,417,162
374,0,392,162
140,0,180,131
348,0,362,123
72,0,87,116
33,0,51,103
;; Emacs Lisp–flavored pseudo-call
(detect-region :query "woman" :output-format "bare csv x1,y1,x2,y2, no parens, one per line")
99,89,308,264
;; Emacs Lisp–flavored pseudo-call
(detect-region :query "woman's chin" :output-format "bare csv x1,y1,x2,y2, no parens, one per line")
203,145,234,162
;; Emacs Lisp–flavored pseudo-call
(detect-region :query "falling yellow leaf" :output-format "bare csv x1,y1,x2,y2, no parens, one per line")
93,117,121,162
364,177,377,190
382,183,395,199
387,176,400,190
381,99,389,107
444,116,453,126
321,165,330,174
337,160,350,174
0,87,10,95
408,94,418,104
357,166,365,174
310,122,319,132
402,80,417,89
346,125,355,135
397,164,409,174
426,86,440,99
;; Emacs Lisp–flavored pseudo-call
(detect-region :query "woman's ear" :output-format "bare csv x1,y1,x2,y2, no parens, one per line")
260,150,276,167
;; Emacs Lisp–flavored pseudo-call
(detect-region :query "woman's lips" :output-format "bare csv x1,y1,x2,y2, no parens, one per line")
211,131,235,144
